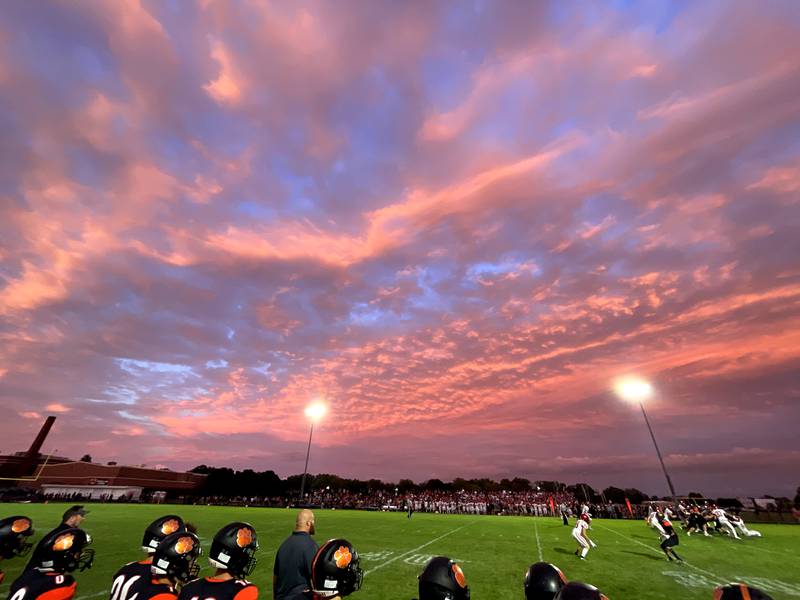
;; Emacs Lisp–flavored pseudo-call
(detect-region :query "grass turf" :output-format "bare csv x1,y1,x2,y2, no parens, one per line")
0,503,798,599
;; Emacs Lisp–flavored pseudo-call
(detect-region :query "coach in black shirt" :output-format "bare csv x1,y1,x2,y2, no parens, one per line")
273,509,318,600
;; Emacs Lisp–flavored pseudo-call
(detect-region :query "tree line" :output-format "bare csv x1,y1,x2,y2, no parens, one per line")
188,465,655,503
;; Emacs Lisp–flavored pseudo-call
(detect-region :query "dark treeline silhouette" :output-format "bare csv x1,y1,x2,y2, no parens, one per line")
188,465,653,503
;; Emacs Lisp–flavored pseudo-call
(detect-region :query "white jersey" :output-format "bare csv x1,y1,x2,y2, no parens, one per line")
712,508,728,521
573,519,589,536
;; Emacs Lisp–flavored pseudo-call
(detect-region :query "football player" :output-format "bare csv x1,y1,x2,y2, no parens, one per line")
571,514,594,560
554,582,608,600
110,532,202,600
7,527,94,600
728,515,762,538
0,516,34,585
178,522,259,600
711,507,740,540
658,516,682,562
110,515,188,594
416,556,470,600
309,539,363,598
524,562,567,600
646,508,666,537
685,507,710,537
24,507,87,573
713,583,774,600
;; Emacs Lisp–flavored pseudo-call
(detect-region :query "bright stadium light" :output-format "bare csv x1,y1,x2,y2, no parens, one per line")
304,401,328,422
300,400,328,501
614,376,676,503
614,376,653,404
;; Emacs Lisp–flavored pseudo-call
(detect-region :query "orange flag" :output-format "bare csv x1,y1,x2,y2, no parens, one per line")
625,497,634,517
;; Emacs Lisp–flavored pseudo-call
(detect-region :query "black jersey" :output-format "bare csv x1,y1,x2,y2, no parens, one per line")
7,569,76,600
110,560,175,600
178,577,258,600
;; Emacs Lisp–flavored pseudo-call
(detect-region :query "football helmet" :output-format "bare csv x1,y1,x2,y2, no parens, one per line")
0,516,34,559
418,556,470,600
208,522,258,578
142,515,186,553
714,584,774,600
151,531,202,584
524,562,567,600
554,582,608,600
36,527,94,573
579,513,592,523
311,538,363,597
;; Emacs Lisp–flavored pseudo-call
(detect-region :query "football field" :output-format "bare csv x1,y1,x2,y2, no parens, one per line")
1,503,798,599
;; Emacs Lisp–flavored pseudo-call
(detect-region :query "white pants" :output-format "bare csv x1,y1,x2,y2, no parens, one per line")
718,518,740,539
572,531,590,548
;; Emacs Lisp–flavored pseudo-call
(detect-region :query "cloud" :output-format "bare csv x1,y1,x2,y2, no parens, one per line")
0,0,798,497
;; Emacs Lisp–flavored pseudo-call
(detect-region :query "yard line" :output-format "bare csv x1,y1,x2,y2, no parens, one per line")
365,521,477,576
594,523,723,584
533,518,543,563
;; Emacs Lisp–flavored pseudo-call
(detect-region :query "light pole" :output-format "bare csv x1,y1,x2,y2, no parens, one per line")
299,401,327,503
614,377,677,502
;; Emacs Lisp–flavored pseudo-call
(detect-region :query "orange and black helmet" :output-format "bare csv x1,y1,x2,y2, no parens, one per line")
554,581,608,600
311,538,363,598
418,556,469,600
714,584,773,600
152,531,202,584
0,516,34,559
36,527,94,573
525,562,567,600
208,522,258,578
142,515,186,554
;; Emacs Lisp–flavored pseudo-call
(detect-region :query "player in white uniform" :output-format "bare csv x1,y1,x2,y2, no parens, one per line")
729,514,762,537
572,514,596,560
711,507,740,539
646,509,666,537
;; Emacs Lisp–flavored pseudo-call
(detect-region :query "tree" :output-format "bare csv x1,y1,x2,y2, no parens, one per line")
624,488,649,504
602,487,626,504
80,454,92,463
397,479,417,493
794,486,800,508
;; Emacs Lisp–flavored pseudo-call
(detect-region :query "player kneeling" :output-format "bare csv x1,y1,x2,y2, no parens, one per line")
178,523,259,600
110,532,201,600
310,539,363,598
714,583,773,600
0,516,34,585
416,556,470,600
524,562,567,600
8,528,94,600
554,582,609,600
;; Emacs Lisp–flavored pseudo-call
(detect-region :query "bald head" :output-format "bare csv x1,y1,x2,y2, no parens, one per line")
295,509,316,535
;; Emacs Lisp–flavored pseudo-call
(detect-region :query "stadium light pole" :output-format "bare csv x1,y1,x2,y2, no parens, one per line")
614,377,677,503
299,401,327,503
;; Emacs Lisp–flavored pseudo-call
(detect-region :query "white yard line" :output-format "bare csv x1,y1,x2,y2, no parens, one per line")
365,521,476,575
595,523,723,584
534,518,543,563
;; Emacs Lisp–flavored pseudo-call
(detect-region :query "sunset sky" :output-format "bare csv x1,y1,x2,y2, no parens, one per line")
1,1,799,498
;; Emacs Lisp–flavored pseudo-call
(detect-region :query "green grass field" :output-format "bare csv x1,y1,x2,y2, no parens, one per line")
0,504,798,599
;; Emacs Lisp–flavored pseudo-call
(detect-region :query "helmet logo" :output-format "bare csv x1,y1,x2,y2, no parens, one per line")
12,519,30,533
175,536,195,555
161,519,180,535
452,563,467,588
333,546,352,568
236,528,253,548
53,533,74,551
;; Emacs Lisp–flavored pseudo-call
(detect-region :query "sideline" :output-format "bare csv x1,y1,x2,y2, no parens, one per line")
365,521,477,576
533,518,543,563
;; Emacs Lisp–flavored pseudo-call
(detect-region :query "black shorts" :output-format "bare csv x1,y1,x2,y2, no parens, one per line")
661,534,679,548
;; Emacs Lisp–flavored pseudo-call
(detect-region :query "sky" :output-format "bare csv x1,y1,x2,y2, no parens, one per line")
1,0,799,498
